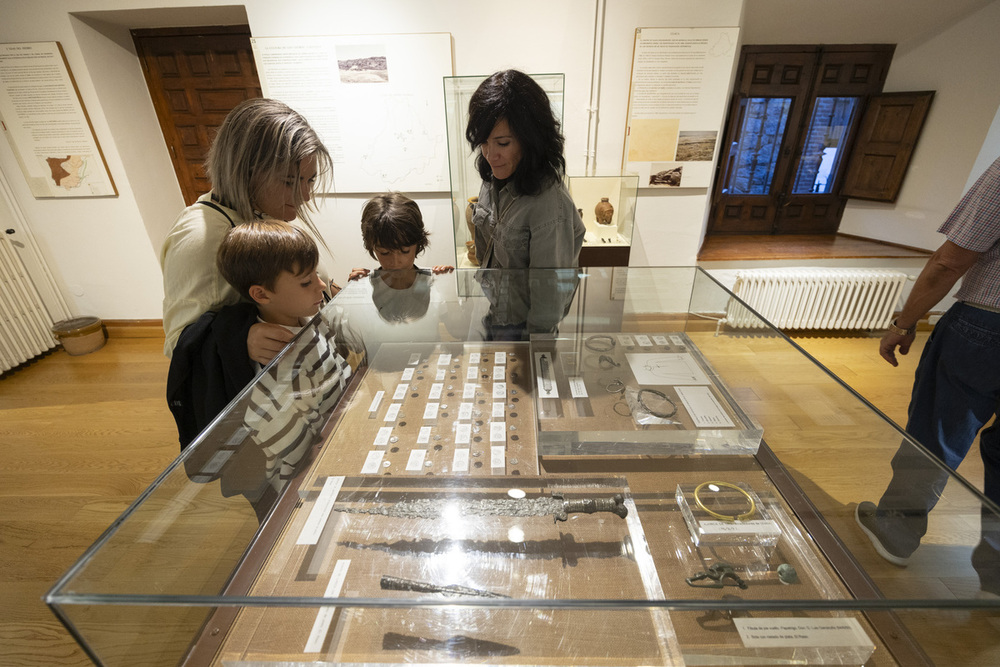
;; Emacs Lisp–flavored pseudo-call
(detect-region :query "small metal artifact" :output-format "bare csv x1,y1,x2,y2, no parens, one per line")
685,563,748,589
777,563,799,584
380,574,509,598
337,492,628,522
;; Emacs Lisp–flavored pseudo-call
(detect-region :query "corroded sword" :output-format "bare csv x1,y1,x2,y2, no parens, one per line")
337,492,628,522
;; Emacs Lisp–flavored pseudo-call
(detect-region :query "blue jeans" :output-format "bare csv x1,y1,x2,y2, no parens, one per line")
874,302,1000,583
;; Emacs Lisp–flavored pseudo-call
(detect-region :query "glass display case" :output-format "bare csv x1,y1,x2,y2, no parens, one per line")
443,74,565,268
47,267,1000,667
570,173,639,266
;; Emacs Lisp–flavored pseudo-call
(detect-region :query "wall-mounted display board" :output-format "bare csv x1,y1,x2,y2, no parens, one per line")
251,34,453,194
622,27,739,189
0,42,117,198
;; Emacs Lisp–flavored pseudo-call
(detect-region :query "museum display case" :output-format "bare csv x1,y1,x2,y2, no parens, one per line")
47,267,1000,667
443,73,565,269
569,173,639,267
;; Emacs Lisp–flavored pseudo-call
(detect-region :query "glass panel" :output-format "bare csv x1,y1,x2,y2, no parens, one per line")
443,74,565,268
792,96,859,194
47,267,1000,667
723,97,791,195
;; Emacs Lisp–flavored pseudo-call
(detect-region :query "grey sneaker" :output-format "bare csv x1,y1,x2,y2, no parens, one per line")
855,501,911,567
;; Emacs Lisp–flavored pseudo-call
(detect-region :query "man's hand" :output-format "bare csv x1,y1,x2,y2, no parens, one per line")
431,265,455,274
879,330,915,367
247,322,294,365
349,268,370,281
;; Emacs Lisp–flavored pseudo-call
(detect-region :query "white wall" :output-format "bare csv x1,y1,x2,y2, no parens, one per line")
0,0,743,322
837,0,1000,250
1,0,998,322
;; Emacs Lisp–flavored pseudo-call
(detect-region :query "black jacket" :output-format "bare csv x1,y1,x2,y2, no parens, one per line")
166,303,258,449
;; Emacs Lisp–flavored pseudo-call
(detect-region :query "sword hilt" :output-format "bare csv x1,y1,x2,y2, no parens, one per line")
553,493,628,521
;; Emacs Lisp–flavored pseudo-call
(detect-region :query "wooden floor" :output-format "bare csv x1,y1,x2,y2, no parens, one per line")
697,234,933,261
0,328,990,666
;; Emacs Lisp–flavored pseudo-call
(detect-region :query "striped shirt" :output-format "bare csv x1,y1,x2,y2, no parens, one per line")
940,155,1000,308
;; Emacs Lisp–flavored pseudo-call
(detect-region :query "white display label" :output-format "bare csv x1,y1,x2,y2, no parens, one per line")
467,365,479,380
463,383,477,399
652,335,669,346
495,351,507,365
423,402,439,420
635,334,653,347
492,402,505,419
494,366,506,381
406,449,426,471
490,422,506,442
438,353,451,365
401,367,415,381
393,383,408,401
459,402,473,420
417,426,432,444
361,450,384,474
491,445,506,469
408,353,420,365
297,475,344,545
669,335,685,347
368,390,385,413
435,368,446,381
452,448,470,472
734,618,873,649
374,426,393,447
676,385,734,427
384,403,401,422
201,449,233,474
455,423,472,444
492,382,506,399
469,352,481,364
569,376,589,398
617,334,634,346
304,559,351,653
428,383,443,399
700,520,780,535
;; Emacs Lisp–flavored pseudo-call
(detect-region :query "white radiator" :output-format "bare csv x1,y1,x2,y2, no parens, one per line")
723,268,908,330
0,234,58,373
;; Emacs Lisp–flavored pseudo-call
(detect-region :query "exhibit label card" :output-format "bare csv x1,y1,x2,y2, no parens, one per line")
297,475,344,545
452,448,470,472
735,618,873,649
304,559,351,653
676,385,734,427
360,450,384,474
405,449,426,471
368,391,384,413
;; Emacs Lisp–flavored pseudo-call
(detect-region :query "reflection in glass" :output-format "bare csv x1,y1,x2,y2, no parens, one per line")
792,96,859,194
723,97,791,195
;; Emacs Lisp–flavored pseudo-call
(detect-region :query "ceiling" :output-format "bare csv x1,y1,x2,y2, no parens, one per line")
741,0,997,50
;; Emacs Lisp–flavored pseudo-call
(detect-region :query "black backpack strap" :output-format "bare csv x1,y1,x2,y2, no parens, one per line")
197,200,235,228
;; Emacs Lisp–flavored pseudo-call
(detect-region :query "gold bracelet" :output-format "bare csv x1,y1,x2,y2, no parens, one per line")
693,481,756,522
887,318,916,336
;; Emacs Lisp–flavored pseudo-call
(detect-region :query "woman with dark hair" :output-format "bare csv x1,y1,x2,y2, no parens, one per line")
465,70,585,268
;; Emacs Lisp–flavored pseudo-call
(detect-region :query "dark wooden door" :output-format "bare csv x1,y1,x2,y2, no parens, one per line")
709,45,895,236
132,27,261,205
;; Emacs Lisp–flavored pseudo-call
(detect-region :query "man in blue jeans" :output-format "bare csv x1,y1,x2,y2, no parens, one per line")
856,155,1000,594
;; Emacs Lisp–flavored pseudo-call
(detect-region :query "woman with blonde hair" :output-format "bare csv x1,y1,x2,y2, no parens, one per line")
160,98,337,364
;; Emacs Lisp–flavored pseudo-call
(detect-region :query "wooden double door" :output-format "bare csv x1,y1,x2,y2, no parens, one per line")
708,45,932,236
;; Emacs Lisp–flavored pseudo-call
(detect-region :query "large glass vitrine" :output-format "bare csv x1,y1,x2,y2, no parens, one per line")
47,267,1000,666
